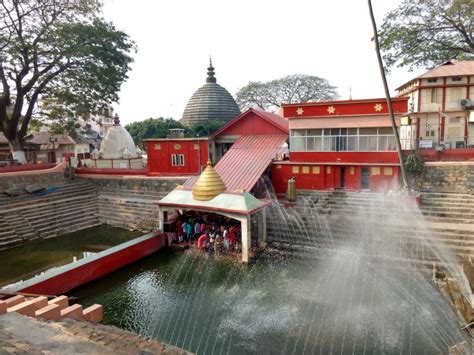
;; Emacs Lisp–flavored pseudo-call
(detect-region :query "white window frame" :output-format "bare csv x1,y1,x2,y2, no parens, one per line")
171,154,185,166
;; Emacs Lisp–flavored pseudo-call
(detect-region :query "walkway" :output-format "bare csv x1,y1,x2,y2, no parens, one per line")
0,312,189,354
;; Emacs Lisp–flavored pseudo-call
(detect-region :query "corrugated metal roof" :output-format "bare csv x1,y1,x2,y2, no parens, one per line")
28,131,76,145
184,134,287,193
211,108,288,138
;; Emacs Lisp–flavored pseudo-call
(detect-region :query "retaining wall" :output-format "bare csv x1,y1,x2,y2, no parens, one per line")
5,232,167,295
410,162,474,194
0,164,66,191
81,175,188,229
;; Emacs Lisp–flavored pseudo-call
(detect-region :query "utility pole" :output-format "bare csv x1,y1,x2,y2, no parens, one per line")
367,0,409,192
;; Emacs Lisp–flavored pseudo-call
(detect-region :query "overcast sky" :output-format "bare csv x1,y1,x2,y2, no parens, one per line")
103,0,425,125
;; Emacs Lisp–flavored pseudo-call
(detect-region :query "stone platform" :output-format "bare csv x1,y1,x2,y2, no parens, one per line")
0,312,190,354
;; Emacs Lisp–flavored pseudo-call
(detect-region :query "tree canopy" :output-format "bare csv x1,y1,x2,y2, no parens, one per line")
0,0,135,162
125,118,226,145
379,0,474,69
125,118,184,145
236,74,338,112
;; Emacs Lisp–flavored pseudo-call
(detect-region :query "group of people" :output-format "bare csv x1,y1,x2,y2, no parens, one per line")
172,214,242,256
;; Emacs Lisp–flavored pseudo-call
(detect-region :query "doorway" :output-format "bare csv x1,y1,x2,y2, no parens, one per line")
361,167,370,190
339,167,346,190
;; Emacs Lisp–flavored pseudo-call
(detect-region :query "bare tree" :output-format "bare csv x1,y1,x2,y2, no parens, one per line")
368,0,409,191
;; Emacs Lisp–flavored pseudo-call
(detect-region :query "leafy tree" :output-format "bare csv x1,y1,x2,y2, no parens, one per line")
0,1,135,163
236,74,338,112
186,120,226,138
125,118,227,144
27,118,45,133
379,0,474,69
49,118,80,138
125,118,184,144
404,153,425,173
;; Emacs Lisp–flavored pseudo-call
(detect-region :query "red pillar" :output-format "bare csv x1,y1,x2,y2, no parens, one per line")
415,117,420,146
440,115,445,143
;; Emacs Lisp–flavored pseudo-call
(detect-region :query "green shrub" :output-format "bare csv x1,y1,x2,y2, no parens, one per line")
404,153,425,173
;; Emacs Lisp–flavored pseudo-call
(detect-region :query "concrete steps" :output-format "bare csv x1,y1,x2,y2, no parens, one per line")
267,191,474,265
0,294,103,323
0,181,100,250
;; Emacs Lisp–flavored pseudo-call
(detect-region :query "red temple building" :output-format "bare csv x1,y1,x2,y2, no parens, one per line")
146,130,209,176
271,97,409,193
146,109,289,177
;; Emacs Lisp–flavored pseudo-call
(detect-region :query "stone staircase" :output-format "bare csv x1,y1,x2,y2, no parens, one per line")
0,181,100,250
419,193,474,224
0,294,102,323
266,191,474,266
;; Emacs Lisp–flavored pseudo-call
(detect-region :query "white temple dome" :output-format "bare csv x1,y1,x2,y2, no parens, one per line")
100,114,138,159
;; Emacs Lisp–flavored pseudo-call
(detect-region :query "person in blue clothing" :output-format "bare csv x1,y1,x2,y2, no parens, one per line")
180,221,188,242
186,220,193,242
193,220,201,242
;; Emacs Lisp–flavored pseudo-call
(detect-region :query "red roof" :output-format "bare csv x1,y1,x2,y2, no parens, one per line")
184,134,288,193
211,108,288,138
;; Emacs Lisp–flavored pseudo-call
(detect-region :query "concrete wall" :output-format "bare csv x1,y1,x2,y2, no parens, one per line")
82,176,188,229
410,162,474,194
0,169,65,191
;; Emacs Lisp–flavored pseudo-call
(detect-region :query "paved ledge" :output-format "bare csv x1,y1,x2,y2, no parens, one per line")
0,312,190,354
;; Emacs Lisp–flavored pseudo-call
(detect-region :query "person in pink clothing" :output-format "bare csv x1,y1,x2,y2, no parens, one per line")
176,220,183,241
197,233,208,251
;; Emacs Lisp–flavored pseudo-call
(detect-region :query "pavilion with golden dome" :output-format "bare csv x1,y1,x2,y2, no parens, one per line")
158,160,271,263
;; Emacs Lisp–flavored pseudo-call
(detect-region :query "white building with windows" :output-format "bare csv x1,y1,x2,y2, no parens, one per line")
397,60,474,149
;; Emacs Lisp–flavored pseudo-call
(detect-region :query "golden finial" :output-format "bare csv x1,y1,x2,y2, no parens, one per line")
192,160,226,201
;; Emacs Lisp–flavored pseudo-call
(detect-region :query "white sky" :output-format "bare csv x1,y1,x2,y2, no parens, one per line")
103,0,425,125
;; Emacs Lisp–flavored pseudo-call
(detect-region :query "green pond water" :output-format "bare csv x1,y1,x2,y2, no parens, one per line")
71,250,470,354
0,225,141,287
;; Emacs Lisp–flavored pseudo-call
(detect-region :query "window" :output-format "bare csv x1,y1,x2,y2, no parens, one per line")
427,78,437,83
171,154,185,166
350,166,355,175
312,166,320,174
425,130,435,137
451,76,462,82
430,88,438,103
384,167,393,176
371,167,381,176
302,166,310,174
292,166,299,174
288,127,396,152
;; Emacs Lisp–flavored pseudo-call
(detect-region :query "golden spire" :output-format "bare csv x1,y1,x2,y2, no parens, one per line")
192,160,226,201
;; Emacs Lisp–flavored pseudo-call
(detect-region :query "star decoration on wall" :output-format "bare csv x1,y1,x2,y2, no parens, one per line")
374,103,383,112
296,107,304,115
327,106,336,114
